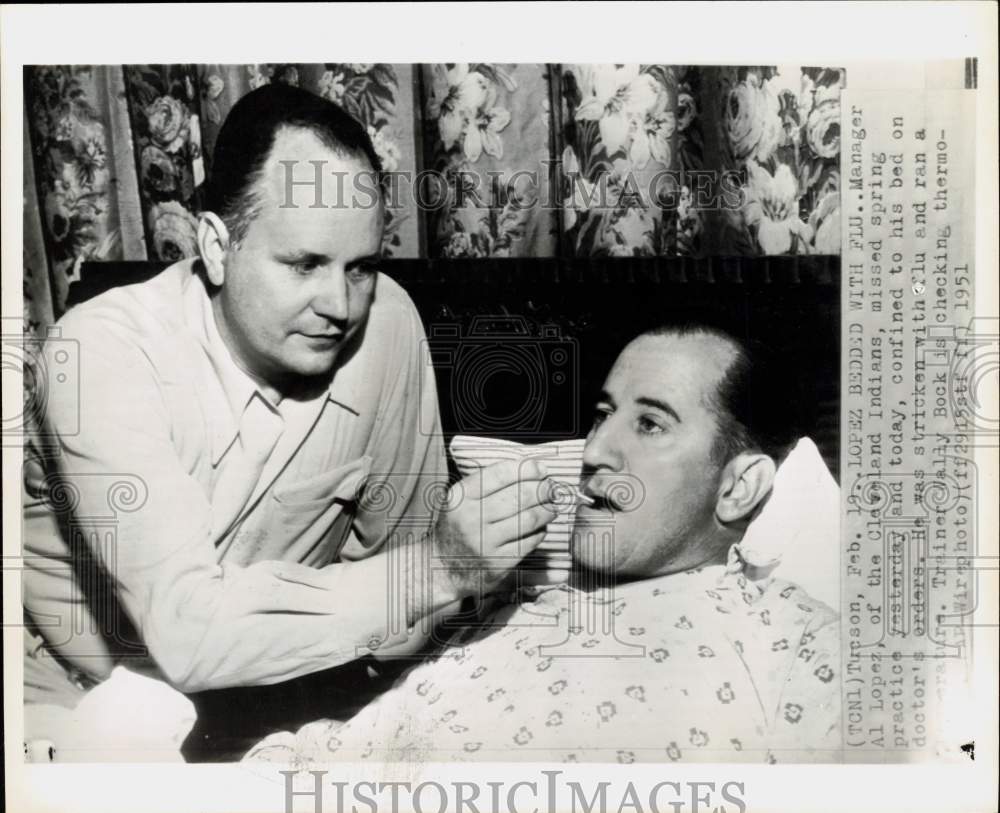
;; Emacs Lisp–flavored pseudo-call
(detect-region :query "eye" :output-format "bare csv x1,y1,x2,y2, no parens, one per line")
346,262,378,283
287,259,321,275
636,414,666,435
590,405,613,430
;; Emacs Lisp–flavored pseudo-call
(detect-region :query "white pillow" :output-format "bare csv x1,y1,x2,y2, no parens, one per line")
449,436,585,585
449,435,839,608
738,437,840,609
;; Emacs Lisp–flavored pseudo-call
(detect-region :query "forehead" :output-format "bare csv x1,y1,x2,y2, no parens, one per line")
606,333,736,411
250,126,382,255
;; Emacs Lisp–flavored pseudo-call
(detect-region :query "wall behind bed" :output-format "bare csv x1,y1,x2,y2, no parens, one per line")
70,255,841,479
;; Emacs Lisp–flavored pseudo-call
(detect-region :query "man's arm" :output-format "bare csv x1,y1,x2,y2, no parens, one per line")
346,285,556,660
34,298,556,693
31,314,449,693
338,281,453,659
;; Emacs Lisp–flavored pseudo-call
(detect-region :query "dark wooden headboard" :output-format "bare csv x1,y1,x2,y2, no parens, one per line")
73,256,841,478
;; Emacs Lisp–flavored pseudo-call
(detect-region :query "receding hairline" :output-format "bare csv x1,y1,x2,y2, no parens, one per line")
629,328,743,410
268,123,377,167
221,123,381,243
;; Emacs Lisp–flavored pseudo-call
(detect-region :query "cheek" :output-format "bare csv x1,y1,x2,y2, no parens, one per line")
617,500,673,564
347,281,376,322
225,258,267,312
232,269,307,331
624,460,714,539
647,441,716,498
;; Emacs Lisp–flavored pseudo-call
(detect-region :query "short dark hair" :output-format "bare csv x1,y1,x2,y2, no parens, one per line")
204,83,382,244
642,324,800,466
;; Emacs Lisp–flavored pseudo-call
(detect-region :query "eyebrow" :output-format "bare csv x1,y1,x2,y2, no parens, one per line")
596,389,617,408
276,249,328,264
635,396,682,423
596,390,681,423
275,250,380,268
347,253,381,268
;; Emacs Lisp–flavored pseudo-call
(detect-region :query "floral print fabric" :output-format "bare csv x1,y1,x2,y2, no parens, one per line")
421,64,557,258
123,65,205,264
24,66,129,312
560,64,679,257
686,65,844,256
24,63,844,325
246,551,840,765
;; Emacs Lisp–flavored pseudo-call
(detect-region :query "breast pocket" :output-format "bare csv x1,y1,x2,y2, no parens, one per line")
269,456,373,562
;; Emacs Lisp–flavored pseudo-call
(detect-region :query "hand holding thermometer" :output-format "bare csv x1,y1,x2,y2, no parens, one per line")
547,480,594,508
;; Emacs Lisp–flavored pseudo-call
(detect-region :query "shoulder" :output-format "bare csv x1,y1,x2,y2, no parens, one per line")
363,272,430,362
49,263,207,412
369,272,425,336
55,261,193,354
766,578,837,615
38,265,204,436
761,577,839,642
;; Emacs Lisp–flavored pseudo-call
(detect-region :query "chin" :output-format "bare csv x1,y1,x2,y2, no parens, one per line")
288,350,340,377
264,355,339,397
570,525,620,575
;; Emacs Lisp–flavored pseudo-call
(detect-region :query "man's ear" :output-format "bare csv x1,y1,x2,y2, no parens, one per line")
714,452,776,525
197,212,230,287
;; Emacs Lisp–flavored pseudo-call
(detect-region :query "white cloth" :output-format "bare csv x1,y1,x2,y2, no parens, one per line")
25,667,196,763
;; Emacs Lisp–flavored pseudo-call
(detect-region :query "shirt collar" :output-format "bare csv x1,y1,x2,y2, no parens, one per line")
530,543,764,606
180,261,361,463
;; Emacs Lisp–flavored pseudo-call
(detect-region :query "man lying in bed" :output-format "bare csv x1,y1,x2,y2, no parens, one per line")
246,323,841,764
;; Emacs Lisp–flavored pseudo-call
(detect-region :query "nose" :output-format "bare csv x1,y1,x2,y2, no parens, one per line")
582,414,624,474
310,265,349,324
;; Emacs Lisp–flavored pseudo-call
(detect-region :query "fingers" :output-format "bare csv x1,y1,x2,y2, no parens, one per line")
484,527,549,563
436,459,562,594
481,477,561,523
465,459,547,500
486,504,559,552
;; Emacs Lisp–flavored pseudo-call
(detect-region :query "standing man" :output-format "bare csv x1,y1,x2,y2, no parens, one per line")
22,84,557,757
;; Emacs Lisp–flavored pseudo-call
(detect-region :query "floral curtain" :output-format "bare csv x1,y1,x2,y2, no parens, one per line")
23,63,844,330
559,64,680,257
24,66,139,322
684,65,844,256
124,65,205,263
421,63,557,258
